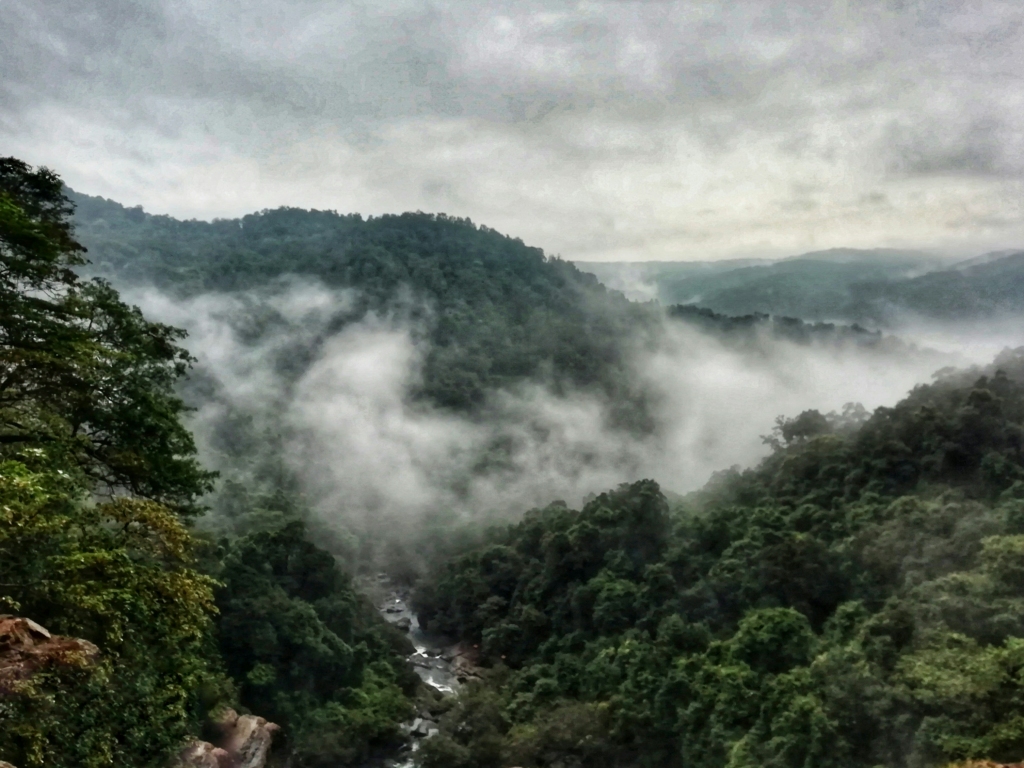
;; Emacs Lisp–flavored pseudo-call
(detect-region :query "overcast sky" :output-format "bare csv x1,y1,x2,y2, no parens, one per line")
3,0,1023,261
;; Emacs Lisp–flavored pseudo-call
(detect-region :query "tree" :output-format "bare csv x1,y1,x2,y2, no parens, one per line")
0,460,223,768
0,158,224,767
0,157,214,514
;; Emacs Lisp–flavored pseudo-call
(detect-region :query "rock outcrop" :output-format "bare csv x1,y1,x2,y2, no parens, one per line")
176,708,280,768
0,615,99,693
176,741,232,768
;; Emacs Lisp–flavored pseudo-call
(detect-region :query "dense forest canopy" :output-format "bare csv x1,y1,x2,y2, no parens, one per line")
411,350,1024,768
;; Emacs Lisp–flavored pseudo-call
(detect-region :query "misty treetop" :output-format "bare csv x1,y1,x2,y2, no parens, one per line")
411,350,1024,768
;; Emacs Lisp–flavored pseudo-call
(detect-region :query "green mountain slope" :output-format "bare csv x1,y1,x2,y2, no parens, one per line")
70,192,652,411
412,349,1024,768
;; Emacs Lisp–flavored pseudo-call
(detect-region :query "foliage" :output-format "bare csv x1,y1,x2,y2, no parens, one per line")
0,158,223,767
1,158,215,515
211,518,417,766
414,351,1024,768
0,460,224,768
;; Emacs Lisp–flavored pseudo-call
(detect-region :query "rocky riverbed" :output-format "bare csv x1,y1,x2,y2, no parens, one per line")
361,576,485,767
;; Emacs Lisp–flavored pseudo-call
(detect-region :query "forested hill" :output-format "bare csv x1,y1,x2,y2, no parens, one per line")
71,191,603,298
411,348,1024,768
69,191,652,410
579,249,941,319
851,250,1024,321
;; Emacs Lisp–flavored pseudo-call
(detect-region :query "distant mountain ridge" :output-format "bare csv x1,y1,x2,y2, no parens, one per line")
578,247,1024,324
781,247,937,266
950,249,1024,270
853,250,1024,322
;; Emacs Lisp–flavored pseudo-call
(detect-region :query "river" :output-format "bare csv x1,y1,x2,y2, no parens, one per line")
361,576,465,767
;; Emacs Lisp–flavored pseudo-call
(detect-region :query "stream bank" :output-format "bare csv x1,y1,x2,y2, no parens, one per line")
359,575,484,767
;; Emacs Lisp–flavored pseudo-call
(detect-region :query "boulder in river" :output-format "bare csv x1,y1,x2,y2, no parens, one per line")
411,719,438,737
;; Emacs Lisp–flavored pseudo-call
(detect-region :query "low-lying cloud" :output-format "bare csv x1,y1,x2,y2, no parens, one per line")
125,280,1011,557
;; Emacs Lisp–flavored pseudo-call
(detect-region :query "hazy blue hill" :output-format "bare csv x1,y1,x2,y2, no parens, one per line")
780,247,935,266
577,248,945,321
579,247,1024,325
657,254,937,320
949,249,1024,270
853,249,1024,321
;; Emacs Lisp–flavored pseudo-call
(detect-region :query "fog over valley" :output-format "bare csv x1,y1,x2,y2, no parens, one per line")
125,276,973,539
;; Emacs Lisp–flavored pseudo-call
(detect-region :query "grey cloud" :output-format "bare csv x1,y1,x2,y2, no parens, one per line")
7,1,1017,131
885,117,1024,178
3,0,1023,257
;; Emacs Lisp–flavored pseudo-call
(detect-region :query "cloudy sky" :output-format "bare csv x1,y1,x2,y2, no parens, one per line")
3,0,1023,260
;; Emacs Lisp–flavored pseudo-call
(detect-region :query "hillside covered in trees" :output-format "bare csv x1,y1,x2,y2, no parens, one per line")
412,350,1024,768
69,192,914,423
69,191,652,413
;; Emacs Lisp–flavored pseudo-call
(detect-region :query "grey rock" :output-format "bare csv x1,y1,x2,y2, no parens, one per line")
412,719,438,737
175,741,231,768
177,708,281,768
